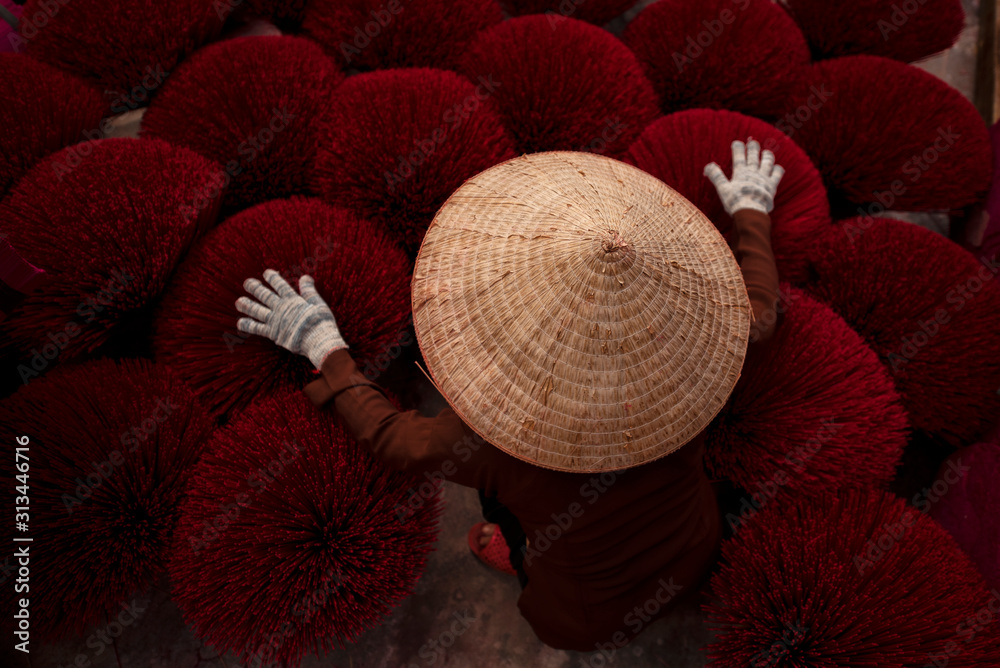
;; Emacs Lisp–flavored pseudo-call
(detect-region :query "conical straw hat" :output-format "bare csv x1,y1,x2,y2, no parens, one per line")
411,151,751,473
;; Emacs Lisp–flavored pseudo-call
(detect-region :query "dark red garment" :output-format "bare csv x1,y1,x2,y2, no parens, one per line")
301,210,779,650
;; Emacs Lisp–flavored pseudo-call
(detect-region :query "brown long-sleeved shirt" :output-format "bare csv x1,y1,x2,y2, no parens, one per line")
301,210,779,650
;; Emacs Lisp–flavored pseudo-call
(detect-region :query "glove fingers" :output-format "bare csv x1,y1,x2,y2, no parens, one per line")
235,296,272,322
263,269,296,298
770,165,786,188
236,317,269,338
746,139,761,169
760,150,775,177
298,275,325,307
243,277,280,309
703,162,728,189
731,140,747,167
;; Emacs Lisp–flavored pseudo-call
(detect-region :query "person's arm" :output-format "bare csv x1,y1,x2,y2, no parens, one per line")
704,139,784,342
300,347,498,486
731,208,780,342
232,269,497,487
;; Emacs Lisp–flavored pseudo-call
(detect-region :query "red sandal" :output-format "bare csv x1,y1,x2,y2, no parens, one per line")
467,522,517,576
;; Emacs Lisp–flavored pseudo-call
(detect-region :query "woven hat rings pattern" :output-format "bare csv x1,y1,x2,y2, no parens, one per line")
412,151,751,473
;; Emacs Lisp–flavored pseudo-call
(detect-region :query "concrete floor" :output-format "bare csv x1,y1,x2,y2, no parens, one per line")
16,1,985,667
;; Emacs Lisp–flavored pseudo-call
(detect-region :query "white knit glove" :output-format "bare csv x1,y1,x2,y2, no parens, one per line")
704,139,785,215
235,269,348,369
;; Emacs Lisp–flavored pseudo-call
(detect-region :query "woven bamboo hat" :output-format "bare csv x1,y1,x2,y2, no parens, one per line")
411,152,751,473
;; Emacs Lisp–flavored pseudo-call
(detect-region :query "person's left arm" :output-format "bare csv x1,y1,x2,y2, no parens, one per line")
704,139,785,343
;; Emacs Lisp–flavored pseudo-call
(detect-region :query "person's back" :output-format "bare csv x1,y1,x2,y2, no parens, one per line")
495,432,720,650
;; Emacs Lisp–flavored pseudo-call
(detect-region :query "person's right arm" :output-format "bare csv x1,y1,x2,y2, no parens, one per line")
731,208,780,342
